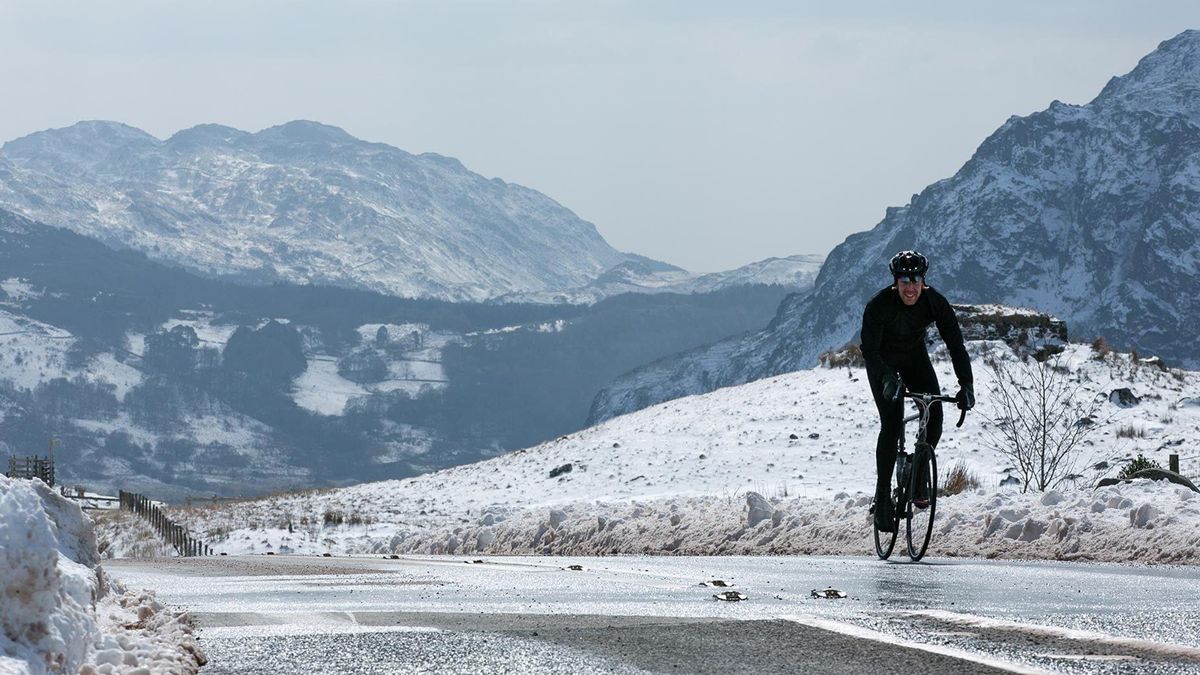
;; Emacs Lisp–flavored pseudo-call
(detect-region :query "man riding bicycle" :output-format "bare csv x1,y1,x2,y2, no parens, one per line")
861,251,974,533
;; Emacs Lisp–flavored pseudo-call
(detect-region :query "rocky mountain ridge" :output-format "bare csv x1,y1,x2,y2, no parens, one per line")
590,29,1200,422
0,120,638,302
0,120,821,303
498,253,825,304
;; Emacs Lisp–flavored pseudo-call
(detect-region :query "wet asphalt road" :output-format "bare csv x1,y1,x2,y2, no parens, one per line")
192,617,1010,675
107,554,1200,674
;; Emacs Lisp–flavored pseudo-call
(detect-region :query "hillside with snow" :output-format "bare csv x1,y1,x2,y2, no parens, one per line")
0,207,789,498
157,334,1200,564
591,29,1200,422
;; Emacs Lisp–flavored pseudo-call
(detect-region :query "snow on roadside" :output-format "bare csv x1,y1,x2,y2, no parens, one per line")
383,479,1200,563
0,477,204,674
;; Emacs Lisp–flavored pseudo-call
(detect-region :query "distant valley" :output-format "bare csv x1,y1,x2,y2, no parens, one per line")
0,208,793,498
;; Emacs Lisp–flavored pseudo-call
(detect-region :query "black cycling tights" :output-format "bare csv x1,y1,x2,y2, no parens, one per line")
868,352,942,499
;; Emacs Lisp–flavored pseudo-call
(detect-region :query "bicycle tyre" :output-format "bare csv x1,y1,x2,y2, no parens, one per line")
906,442,937,561
873,497,898,560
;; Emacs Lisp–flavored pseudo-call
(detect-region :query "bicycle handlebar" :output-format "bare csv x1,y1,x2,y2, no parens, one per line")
902,391,968,428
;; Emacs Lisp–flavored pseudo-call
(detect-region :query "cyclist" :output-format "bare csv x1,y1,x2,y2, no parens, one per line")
861,250,974,532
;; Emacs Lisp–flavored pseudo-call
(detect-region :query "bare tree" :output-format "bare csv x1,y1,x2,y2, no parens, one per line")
981,354,1105,493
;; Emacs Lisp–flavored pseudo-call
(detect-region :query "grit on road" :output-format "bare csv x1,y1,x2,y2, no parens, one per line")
106,554,1200,674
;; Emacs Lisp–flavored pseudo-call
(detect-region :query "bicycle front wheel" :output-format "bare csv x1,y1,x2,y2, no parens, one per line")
873,497,897,560
906,443,937,561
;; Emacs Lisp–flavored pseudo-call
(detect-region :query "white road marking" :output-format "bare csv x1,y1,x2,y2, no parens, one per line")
1036,654,1138,662
908,609,1200,661
779,615,1049,675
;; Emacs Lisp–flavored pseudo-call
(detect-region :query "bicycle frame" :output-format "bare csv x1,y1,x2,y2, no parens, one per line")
897,392,966,454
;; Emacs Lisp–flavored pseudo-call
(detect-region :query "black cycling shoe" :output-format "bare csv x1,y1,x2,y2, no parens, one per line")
873,497,897,533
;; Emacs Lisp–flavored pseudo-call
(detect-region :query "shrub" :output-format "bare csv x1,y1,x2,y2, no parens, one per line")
981,354,1105,492
1118,454,1160,480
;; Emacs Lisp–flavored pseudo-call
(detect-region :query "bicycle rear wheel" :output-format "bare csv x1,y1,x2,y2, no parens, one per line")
905,442,937,561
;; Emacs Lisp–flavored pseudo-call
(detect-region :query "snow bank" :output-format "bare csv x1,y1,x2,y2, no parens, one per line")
386,480,1200,563
0,477,204,674
172,480,1200,564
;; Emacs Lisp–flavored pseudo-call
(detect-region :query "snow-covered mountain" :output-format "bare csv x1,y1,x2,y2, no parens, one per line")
0,120,645,302
590,29,1200,422
498,253,825,304
683,254,825,293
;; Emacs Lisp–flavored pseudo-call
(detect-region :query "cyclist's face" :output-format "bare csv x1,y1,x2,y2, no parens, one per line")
896,277,923,306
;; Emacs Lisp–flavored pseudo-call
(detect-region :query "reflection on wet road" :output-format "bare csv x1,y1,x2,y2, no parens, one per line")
108,555,1200,674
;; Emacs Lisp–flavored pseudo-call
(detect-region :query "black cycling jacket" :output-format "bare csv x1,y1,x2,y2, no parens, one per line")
860,285,973,387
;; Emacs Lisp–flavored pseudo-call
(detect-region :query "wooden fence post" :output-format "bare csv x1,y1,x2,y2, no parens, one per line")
1170,454,1180,473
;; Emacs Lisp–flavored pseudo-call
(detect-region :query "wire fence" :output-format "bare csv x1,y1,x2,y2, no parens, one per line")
1177,454,1200,484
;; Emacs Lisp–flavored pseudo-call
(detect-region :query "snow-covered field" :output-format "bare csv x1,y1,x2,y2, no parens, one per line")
160,341,1200,563
0,476,203,674
292,322,451,416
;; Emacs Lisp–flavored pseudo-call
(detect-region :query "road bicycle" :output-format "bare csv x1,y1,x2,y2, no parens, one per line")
873,391,966,562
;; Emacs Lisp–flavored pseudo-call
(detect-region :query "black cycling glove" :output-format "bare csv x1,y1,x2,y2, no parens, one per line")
882,371,904,402
956,383,975,411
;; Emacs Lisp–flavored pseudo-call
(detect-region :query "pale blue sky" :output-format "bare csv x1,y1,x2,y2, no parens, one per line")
1,2,1197,272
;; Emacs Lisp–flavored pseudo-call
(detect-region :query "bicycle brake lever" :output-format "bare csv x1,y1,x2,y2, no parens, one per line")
956,409,967,428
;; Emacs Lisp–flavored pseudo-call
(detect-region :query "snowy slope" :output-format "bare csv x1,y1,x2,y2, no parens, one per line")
591,29,1200,420
0,121,640,302
167,339,1200,562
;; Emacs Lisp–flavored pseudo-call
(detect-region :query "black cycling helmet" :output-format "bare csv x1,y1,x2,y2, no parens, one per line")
889,250,928,278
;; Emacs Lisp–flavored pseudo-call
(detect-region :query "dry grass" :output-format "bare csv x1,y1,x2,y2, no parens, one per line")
1116,425,1146,439
940,460,980,497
